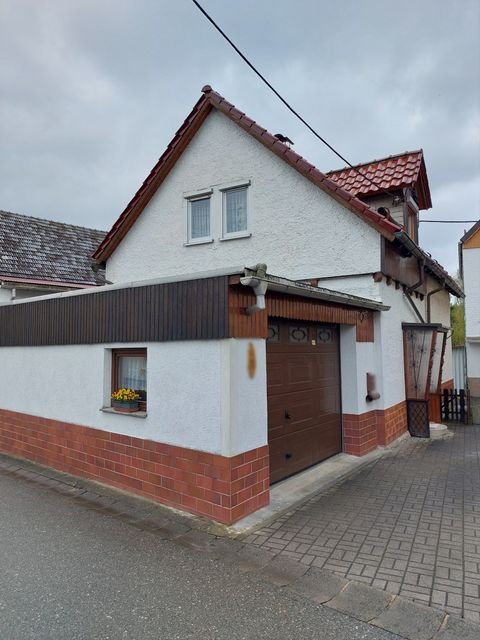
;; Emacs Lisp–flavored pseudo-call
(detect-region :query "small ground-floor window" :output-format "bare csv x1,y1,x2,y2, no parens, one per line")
112,348,147,411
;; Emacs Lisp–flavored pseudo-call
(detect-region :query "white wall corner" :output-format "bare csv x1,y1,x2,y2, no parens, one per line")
103,348,113,407
340,325,359,414
220,339,232,456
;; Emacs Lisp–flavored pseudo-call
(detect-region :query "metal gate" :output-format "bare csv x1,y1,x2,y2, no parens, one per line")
441,388,470,423
403,324,447,438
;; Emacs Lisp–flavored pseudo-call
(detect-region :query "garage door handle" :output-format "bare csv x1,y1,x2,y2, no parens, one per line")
284,410,291,419
285,453,292,460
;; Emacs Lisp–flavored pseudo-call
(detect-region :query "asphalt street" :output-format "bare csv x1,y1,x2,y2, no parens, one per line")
0,471,401,640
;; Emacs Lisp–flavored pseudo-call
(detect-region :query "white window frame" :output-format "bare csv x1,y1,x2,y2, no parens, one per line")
184,188,213,246
220,180,251,241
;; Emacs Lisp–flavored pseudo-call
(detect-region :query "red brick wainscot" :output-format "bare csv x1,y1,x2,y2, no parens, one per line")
0,409,269,524
343,401,407,456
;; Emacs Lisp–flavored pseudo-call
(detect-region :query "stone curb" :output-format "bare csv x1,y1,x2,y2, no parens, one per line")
1,453,479,640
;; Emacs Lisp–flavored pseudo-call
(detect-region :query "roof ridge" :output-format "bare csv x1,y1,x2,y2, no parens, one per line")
0,209,106,235
326,149,424,175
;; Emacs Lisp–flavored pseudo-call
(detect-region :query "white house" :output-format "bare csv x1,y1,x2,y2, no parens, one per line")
460,221,480,424
0,87,462,524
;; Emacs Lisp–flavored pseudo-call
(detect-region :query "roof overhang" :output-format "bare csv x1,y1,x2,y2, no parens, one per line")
393,231,464,298
240,269,389,311
0,275,92,289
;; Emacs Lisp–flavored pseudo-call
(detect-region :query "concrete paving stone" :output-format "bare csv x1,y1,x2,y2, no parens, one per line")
372,596,445,640
434,615,480,640
400,584,432,597
258,555,309,586
235,544,277,571
289,567,348,604
325,581,393,621
463,610,480,623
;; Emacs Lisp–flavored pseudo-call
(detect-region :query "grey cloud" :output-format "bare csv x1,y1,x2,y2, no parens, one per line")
0,0,479,275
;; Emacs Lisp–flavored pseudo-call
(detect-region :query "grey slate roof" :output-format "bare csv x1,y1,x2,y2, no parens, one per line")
0,210,106,287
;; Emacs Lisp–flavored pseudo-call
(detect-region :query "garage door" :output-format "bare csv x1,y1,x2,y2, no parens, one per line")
267,320,342,484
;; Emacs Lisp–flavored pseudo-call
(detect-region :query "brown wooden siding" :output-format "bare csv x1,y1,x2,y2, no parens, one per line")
228,287,374,342
0,277,229,347
382,240,426,293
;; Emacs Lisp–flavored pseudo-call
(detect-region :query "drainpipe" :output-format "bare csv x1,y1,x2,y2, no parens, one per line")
404,257,426,323
0,281,16,301
240,263,268,315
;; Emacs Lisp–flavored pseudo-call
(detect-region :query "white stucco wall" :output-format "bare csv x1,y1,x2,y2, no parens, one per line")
0,339,267,457
106,110,381,283
374,283,422,408
317,274,381,301
463,246,480,421
463,247,480,340
340,326,378,414
425,278,453,385
362,194,405,227
0,286,64,302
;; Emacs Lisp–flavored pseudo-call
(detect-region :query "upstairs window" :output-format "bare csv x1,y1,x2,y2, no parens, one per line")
223,186,248,238
188,195,211,243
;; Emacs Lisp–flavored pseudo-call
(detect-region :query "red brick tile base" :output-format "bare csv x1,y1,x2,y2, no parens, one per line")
343,401,407,456
0,409,269,525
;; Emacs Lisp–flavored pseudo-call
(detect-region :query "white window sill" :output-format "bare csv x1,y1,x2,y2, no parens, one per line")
100,407,148,419
184,238,214,247
219,232,252,242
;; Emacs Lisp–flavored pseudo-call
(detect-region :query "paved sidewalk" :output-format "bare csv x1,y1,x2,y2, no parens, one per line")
0,444,480,640
243,425,480,623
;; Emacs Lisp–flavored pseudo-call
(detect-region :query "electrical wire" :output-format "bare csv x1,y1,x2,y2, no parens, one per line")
419,220,478,223
191,0,397,198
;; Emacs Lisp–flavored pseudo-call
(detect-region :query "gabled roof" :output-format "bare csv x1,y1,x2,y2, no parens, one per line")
460,219,480,244
0,210,106,287
327,150,432,210
93,86,401,263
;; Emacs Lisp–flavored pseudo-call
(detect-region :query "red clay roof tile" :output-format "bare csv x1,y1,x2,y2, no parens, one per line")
327,151,432,210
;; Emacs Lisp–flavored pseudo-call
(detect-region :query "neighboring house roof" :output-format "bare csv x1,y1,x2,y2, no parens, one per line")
327,150,432,210
0,210,106,287
460,220,480,245
93,85,402,263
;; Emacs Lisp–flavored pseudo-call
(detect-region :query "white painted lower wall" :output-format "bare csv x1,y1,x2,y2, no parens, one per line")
340,325,378,414
0,339,267,457
328,274,454,413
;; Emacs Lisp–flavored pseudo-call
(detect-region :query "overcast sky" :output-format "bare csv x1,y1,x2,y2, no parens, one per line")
1,0,479,275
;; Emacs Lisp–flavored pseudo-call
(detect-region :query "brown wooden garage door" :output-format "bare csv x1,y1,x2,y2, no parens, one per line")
267,320,342,484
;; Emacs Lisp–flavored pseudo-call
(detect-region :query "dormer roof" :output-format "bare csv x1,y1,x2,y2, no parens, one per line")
327,150,432,210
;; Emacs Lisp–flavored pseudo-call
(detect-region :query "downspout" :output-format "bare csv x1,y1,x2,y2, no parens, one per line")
240,263,268,315
0,281,16,301
426,284,445,323
404,257,426,323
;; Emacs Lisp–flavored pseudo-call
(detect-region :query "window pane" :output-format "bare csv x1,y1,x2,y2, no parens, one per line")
225,188,247,234
118,356,147,392
190,198,210,239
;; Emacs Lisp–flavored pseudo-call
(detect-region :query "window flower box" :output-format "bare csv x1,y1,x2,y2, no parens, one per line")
111,388,140,413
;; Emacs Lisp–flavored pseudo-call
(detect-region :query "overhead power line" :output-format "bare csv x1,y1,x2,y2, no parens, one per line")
191,0,396,198
419,220,478,223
